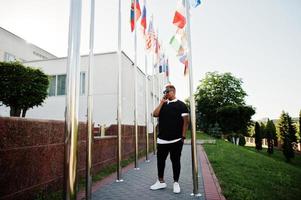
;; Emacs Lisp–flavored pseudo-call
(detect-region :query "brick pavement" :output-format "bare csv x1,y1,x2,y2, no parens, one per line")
80,144,225,200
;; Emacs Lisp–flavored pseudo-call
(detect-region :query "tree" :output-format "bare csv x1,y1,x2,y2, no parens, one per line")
216,105,255,135
266,119,276,154
255,122,262,150
195,71,254,133
278,111,295,162
299,110,301,142
260,122,266,138
0,61,49,117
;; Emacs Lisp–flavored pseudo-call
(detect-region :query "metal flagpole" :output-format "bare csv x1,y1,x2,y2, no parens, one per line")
185,0,201,196
151,38,157,154
156,29,160,107
144,0,150,163
64,0,82,199
116,0,123,182
86,0,95,199
145,53,150,162
134,0,139,170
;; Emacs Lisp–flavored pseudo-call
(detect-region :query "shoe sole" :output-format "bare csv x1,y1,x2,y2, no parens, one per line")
150,186,167,190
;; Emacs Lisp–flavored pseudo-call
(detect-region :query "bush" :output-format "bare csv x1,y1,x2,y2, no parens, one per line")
0,61,49,117
238,134,246,146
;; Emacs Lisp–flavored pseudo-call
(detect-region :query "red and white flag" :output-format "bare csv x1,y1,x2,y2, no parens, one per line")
173,0,186,29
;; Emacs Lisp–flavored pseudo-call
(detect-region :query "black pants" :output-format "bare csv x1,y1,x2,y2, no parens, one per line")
157,140,184,182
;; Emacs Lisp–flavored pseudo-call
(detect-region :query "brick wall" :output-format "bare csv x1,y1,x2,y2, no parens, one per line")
0,117,154,200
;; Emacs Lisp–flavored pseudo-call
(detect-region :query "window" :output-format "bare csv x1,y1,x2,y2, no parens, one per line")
4,52,16,61
57,75,66,95
47,72,85,96
80,72,85,95
48,76,56,96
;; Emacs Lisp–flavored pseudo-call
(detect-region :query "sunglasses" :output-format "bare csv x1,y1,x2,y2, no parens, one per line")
163,89,171,94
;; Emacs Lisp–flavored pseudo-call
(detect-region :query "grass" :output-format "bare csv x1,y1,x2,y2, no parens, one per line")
185,130,215,140
203,137,301,200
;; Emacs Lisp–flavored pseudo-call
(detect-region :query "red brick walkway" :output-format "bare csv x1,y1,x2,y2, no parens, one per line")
199,145,226,200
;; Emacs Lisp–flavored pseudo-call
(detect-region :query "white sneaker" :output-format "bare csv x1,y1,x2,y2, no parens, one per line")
173,182,181,193
150,180,167,190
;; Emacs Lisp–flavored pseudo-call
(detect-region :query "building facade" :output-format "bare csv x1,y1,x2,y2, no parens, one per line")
0,51,167,132
0,27,56,62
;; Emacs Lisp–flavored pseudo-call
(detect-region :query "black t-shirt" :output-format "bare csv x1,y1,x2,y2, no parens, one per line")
158,100,189,140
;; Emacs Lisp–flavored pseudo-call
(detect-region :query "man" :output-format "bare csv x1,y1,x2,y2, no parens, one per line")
150,84,189,194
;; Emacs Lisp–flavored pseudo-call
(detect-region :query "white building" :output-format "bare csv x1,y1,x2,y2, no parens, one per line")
0,51,167,131
0,27,56,62
0,27,168,130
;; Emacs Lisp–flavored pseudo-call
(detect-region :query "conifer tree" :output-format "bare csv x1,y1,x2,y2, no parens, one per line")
266,119,276,154
278,111,295,162
255,122,262,150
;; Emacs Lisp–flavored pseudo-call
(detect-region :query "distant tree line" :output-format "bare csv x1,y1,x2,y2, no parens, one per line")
253,110,300,162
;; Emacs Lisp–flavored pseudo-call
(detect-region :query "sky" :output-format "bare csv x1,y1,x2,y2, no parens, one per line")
0,0,300,120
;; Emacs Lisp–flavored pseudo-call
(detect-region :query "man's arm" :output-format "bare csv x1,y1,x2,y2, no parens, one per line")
182,115,189,139
153,99,167,117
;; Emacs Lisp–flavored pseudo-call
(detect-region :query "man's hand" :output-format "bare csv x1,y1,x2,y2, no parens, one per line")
160,97,168,104
153,97,167,117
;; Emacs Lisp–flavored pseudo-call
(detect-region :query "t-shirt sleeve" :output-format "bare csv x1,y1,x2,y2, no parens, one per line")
180,102,189,117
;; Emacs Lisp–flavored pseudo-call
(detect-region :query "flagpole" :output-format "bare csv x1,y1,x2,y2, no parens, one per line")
116,0,123,182
185,0,201,196
144,53,150,162
142,0,150,163
156,28,160,107
151,30,157,154
64,0,82,199
134,0,139,170
85,0,95,199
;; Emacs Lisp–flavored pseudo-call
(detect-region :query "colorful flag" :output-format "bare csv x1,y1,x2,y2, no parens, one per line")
169,35,181,52
145,17,154,50
190,0,201,8
184,60,188,76
154,36,160,54
130,0,142,32
159,53,165,72
173,0,186,29
166,59,169,77
141,5,147,34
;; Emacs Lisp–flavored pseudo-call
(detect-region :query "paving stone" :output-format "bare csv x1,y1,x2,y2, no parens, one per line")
92,145,205,200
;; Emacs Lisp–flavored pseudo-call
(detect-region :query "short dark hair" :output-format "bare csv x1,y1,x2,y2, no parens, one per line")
166,84,176,92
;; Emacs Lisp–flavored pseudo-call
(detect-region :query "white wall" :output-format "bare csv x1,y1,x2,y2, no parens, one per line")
0,52,167,133
0,27,56,62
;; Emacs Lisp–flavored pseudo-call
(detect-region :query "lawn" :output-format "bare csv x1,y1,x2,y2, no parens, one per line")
203,138,301,200
185,130,214,140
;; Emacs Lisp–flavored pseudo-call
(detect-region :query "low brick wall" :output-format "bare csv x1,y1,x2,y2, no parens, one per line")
0,117,154,200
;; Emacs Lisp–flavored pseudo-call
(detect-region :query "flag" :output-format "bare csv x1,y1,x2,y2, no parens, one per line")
145,17,154,50
169,35,181,52
190,0,201,8
170,29,187,52
154,36,160,54
141,5,147,34
159,53,165,72
166,59,169,77
130,0,141,32
173,0,186,29
184,60,188,75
